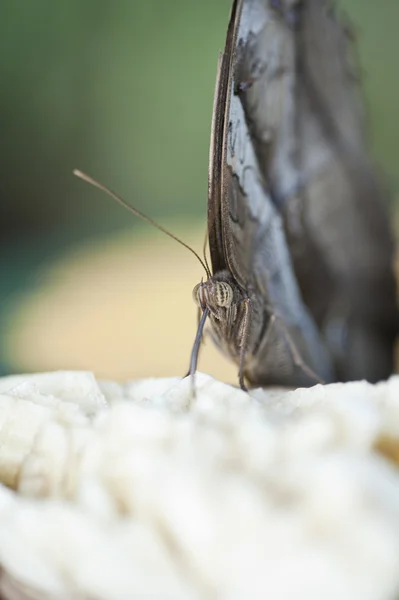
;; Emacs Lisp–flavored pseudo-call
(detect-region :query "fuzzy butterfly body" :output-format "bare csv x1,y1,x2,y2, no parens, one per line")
193,0,398,388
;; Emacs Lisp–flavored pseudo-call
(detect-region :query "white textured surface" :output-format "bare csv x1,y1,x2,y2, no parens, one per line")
0,371,398,599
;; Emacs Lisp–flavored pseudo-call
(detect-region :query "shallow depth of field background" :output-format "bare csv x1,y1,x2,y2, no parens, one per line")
0,0,398,382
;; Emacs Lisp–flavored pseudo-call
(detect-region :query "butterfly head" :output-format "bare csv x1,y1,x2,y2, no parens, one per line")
192,278,233,316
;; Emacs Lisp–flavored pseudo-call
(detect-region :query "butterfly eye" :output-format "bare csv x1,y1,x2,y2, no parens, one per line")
215,282,233,308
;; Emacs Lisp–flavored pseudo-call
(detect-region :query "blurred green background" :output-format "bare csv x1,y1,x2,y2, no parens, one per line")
0,0,398,381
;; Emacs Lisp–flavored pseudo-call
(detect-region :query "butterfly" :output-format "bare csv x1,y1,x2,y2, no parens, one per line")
190,0,336,389
191,0,398,389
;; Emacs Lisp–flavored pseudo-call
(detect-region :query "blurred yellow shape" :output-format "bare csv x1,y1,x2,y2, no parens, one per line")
5,224,238,384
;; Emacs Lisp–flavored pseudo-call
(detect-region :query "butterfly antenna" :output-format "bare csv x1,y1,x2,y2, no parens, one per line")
202,227,212,276
73,170,211,279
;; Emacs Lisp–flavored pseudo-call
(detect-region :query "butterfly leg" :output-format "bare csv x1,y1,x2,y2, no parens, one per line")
238,298,252,392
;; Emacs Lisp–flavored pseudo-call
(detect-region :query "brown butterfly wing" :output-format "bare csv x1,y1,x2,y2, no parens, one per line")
208,0,334,385
207,0,242,276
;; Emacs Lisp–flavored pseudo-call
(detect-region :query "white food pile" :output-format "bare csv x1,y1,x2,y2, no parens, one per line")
0,370,398,599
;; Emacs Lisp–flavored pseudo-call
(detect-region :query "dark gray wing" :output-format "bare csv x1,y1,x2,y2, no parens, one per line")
217,0,334,384
294,0,398,382
237,0,398,382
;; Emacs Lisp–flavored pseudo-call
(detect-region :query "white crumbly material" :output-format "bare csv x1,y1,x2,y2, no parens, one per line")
0,371,398,599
